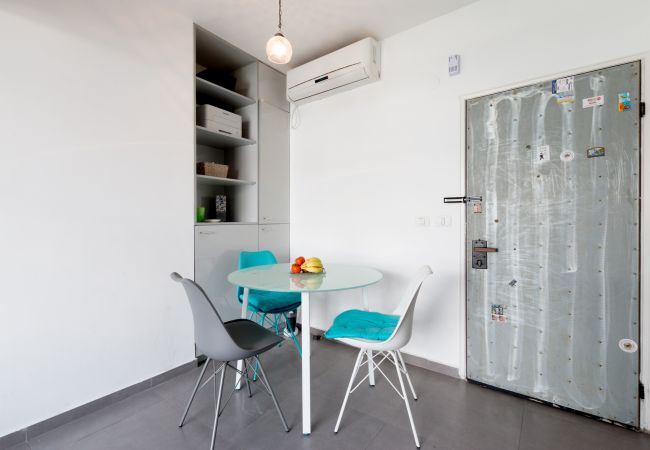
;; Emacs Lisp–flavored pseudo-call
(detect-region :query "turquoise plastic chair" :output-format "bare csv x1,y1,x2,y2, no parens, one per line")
238,251,302,357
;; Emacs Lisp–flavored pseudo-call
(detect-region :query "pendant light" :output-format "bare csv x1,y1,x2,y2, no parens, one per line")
266,0,292,64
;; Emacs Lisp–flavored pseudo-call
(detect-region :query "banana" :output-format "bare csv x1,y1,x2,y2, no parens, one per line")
301,257,324,273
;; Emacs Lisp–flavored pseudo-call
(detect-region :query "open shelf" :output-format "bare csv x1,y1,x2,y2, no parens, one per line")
196,77,256,108
196,174,256,187
196,126,256,148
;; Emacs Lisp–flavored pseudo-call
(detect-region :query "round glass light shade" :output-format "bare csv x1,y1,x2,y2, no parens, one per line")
266,32,292,64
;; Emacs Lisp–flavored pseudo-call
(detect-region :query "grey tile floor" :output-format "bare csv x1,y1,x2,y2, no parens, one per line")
11,339,650,450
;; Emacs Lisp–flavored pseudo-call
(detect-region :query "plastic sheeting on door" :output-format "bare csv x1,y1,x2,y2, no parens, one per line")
465,61,641,427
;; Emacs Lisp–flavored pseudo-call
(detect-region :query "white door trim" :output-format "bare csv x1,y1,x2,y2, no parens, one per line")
457,52,649,431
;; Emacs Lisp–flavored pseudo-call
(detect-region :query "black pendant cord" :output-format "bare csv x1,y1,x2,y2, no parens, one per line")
278,0,282,31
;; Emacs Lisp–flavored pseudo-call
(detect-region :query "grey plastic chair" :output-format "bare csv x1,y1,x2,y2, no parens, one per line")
171,272,289,450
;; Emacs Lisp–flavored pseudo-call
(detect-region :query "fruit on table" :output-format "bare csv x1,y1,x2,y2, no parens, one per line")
301,257,324,273
291,256,325,274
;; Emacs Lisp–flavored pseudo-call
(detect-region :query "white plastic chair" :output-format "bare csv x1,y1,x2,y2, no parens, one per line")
332,265,432,448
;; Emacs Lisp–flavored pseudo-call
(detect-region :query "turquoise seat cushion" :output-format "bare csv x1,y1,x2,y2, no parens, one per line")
239,290,301,314
325,309,399,341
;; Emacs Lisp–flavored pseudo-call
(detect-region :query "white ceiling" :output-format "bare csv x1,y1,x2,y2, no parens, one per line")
181,0,479,72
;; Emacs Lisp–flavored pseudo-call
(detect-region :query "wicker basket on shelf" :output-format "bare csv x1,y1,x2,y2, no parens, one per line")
197,162,229,178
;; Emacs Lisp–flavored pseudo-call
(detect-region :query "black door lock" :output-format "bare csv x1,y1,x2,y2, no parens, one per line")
472,239,498,269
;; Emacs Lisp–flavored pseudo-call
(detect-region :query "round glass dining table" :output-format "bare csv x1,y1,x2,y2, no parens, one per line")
227,263,383,435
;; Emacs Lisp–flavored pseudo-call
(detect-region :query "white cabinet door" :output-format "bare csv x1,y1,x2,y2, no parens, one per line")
258,63,289,112
258,101,290,224
259,224,290,263
194,225,258,322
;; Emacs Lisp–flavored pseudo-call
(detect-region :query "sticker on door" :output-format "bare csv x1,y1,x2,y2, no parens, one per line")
582,95,604,108
490,304,507,322
534,145,550,163
560,150,575,162
618,91,632,111
587,146,605,158
552,76,574,94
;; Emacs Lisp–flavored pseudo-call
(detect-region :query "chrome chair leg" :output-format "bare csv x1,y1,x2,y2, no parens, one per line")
210,361,227,450
255,356,289,432
283,312,303,357
243,358,253,398
179,358,210,427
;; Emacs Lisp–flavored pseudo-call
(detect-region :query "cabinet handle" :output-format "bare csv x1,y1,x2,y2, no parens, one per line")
199,231,215,235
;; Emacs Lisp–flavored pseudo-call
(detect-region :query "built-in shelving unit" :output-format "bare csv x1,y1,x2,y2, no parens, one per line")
196,174,256,187
196,126,255,148
193,25,290,324
195,77,256,108
194,25,258,224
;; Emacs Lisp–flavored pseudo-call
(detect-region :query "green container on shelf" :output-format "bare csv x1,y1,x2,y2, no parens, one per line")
196,207,206,223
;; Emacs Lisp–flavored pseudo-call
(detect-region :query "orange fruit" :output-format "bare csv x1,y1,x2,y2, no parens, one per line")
291,264,301,274
295,256,306,266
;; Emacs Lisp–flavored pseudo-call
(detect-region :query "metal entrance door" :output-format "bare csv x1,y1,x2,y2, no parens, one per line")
465,62,642,427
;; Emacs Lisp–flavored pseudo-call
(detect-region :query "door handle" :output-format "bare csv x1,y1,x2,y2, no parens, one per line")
472,247,498,253
444,196,482,204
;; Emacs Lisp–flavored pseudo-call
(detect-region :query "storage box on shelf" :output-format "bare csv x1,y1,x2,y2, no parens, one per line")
197,104,242,138
195,126,254,148
197,161,229,178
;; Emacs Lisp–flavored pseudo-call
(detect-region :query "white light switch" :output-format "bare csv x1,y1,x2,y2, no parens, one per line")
415,216,430,227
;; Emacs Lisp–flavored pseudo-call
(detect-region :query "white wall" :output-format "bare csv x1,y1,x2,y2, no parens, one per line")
0,1,195,436
291,0,650,372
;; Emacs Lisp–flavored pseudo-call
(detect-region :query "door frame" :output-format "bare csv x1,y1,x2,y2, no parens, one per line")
457,53,649,430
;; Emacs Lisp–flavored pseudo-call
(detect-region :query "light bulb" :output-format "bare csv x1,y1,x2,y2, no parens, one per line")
266,32,292,65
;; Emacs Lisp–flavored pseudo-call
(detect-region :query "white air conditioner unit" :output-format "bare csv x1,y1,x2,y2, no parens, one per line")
287,37,380,105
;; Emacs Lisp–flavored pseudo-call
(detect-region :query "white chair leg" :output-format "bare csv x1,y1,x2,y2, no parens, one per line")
391,351,420,448
334,349,365,433
367,350,376,386
397,350,417,400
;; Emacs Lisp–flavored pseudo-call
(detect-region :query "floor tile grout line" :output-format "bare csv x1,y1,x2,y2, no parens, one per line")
517,402,527,450
363,421,388,450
